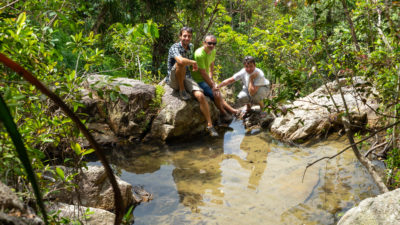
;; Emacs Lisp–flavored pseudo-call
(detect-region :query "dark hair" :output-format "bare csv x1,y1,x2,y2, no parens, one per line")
243,56,255,65
179,27,193,36
203,34,217,42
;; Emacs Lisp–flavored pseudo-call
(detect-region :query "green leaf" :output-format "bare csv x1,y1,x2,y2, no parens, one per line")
122,205,134,224
73,104,79,112
16,12,26,27
97,89,104,98
13,94,26,100
110,91,117,101
82,148,95,156
71,143,82,155
150,24,159,38
64,158,72,163
42,138,54,143
119,94,129,103
55,167,65,180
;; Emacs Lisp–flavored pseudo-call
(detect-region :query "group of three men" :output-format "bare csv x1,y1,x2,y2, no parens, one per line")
167,27,270,137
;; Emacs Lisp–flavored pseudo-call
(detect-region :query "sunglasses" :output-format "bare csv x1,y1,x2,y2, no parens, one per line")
206,42,217,46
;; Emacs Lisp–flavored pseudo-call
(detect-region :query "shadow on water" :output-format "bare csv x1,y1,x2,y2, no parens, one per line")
93,119,380,225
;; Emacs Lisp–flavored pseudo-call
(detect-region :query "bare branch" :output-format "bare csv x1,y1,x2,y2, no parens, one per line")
0,0,20,10
364,141,387,157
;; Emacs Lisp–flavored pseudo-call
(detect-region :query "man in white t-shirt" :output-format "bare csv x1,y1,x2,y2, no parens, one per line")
217,56,270,113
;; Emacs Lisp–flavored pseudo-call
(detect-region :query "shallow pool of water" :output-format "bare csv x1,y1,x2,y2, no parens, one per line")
105,120,380,224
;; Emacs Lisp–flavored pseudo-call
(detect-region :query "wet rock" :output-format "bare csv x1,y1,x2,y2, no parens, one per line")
241,107,275,131
133,186,153,203
338,188,400,225
146,84,219,141
270,77,379,143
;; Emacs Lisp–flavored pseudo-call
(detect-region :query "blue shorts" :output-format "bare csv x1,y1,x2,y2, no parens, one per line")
198,81,214,100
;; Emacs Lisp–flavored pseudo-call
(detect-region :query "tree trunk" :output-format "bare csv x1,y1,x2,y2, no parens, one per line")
92,5,108,35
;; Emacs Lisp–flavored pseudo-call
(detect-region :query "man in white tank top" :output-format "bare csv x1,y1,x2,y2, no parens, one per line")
217,56,270,113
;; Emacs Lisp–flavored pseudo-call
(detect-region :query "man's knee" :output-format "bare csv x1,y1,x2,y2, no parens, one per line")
237,96,250,107
175,62,186,71
213,93,222,103
193,91,206,102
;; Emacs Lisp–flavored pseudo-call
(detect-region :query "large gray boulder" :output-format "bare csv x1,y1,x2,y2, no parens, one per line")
82,75,156,140
270,77,380,142
146,84,220,141
81,75,220,143
338,188,400,225
75,166,135,211
51,166,138,211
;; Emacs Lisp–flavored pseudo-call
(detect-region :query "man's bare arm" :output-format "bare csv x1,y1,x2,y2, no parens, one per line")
199,68,215,88
175,56,197,70
248,74,259,96
217,77,235,88
209,62,214,79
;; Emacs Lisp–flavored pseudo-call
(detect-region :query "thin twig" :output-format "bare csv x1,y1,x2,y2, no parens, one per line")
364,141,387,157
377,139,393,157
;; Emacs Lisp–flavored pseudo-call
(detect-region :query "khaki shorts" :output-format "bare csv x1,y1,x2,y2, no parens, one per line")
168,64,202,93
237,86,269,106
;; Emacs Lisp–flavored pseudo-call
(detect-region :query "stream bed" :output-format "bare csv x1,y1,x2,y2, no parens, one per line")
100,120,380,224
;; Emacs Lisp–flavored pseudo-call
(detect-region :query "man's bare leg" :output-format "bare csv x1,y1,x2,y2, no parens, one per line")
193,90,212,127
213,89,238,115
222,100,239,114
174,63,186,92
213,93,229,116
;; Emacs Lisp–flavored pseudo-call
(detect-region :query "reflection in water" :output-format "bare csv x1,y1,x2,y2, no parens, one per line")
238,135,269,189
105,120,379,225
172,146,224,213
221,134,270,190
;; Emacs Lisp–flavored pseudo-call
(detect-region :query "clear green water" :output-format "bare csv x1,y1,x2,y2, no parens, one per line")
106,120,380,225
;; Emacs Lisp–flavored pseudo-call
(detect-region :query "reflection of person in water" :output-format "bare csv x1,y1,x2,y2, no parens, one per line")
171,145,224,213
229,134,270,190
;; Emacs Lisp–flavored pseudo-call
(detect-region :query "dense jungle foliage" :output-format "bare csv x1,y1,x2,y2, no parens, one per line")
1,0,400,223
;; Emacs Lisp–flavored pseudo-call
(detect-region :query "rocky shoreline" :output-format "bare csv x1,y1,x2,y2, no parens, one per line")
79,75,382,146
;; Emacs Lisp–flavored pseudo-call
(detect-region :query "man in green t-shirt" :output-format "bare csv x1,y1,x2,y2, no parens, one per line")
192,34,238,123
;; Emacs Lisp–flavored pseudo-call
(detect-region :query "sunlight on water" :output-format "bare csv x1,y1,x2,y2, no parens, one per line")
109,120,379,225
